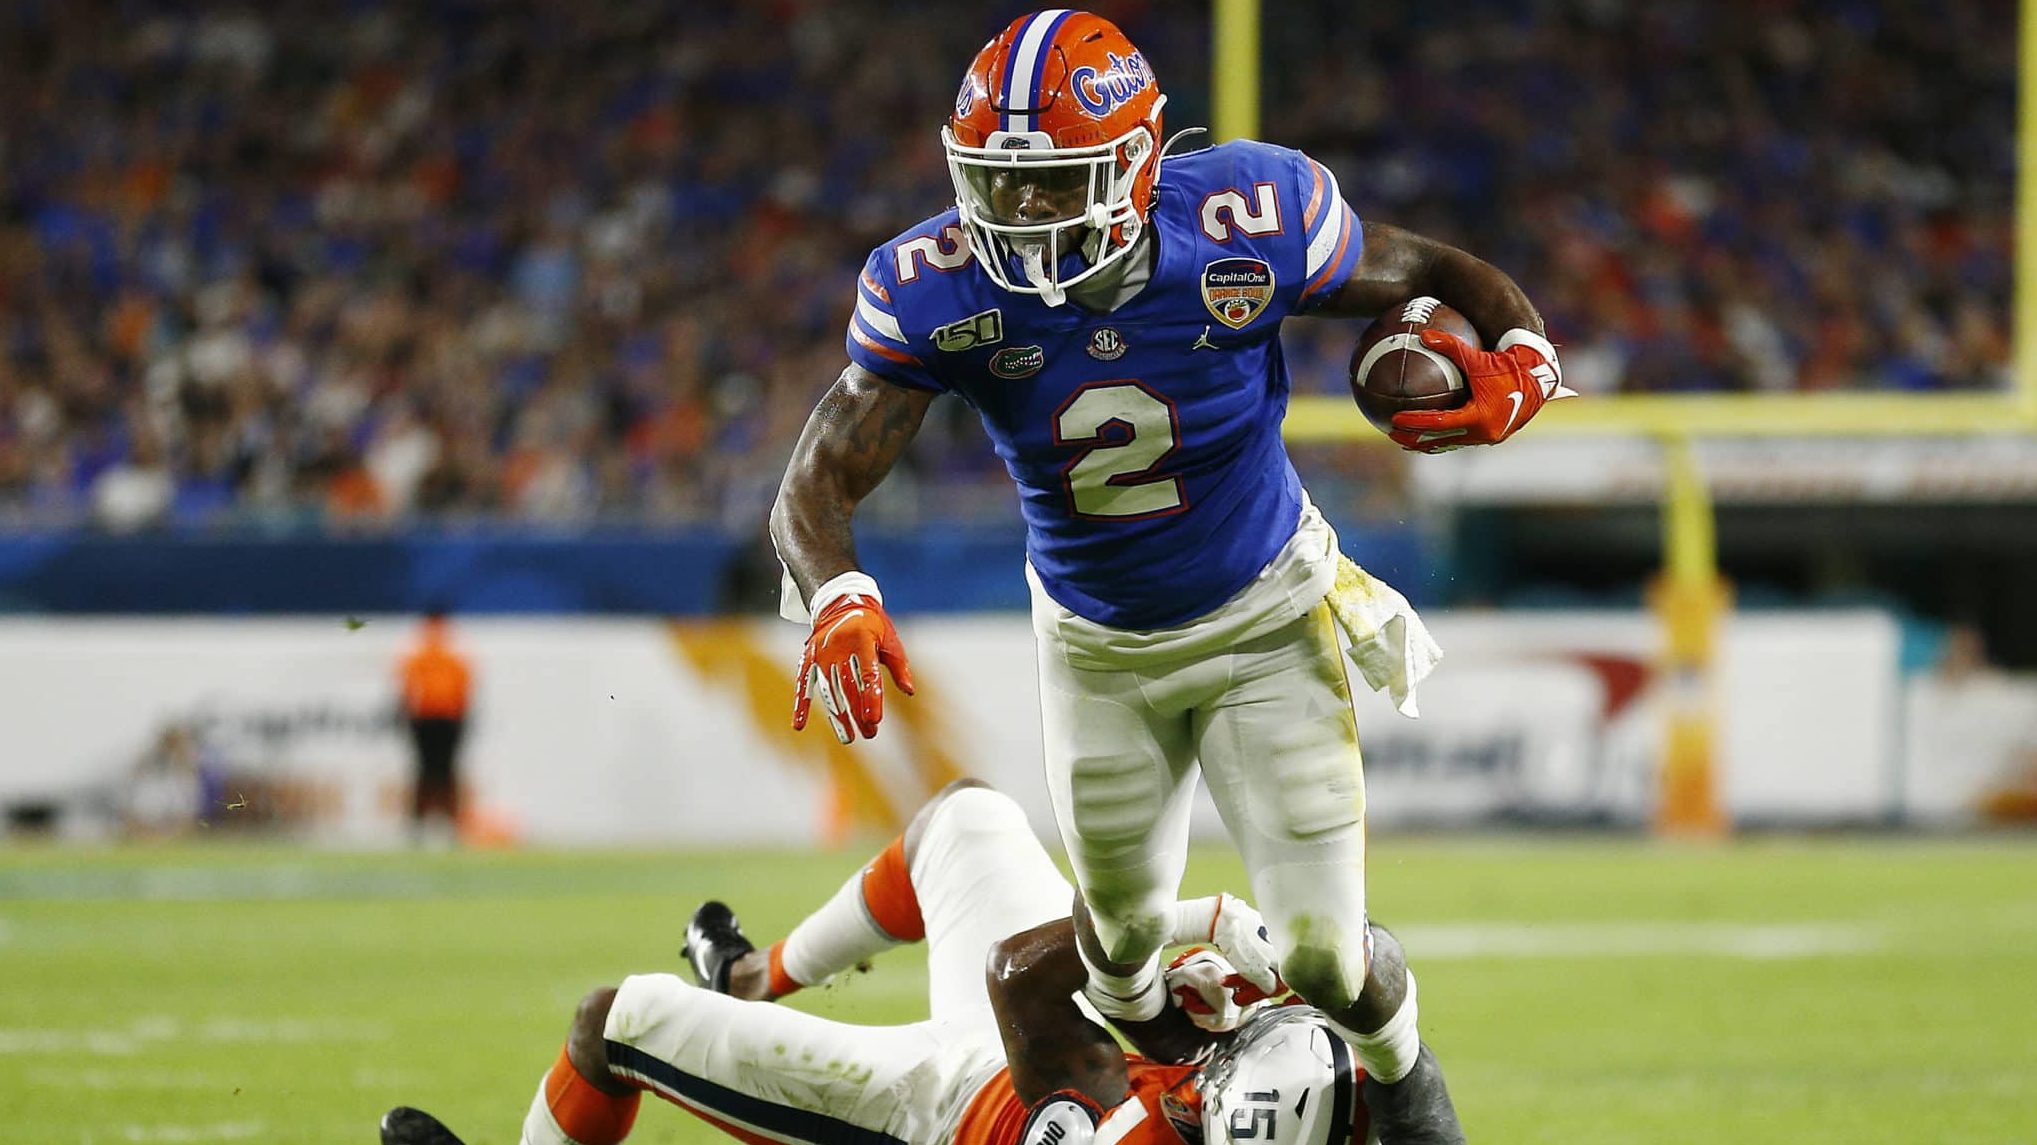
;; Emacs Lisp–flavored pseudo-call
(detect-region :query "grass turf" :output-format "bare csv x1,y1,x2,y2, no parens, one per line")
2,836,2034,1145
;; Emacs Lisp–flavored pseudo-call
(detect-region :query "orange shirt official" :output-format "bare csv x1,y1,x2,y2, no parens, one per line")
401,627,472,720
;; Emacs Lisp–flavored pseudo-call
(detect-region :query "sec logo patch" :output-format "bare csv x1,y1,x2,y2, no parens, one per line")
1201,258,1274,329
1087,327,1127,361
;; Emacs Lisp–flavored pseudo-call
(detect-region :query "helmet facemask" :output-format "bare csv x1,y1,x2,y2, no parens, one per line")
943,107,1160,307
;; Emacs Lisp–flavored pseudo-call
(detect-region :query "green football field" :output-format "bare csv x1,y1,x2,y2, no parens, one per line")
3,835,2035,1145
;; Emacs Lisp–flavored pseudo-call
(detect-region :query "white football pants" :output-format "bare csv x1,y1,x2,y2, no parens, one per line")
1038,591,1373,1012
599,788,1069,1145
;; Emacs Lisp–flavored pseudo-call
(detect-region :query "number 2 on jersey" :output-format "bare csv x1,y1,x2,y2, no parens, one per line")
1053,382,1185,520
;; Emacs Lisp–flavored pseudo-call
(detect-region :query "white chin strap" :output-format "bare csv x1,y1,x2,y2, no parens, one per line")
1021,241,1066,307
1020,202,1124,308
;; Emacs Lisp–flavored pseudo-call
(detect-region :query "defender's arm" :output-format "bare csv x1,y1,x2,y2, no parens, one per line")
989,917,1221,1107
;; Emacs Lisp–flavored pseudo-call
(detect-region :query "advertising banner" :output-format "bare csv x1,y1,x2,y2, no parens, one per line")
0,611,1909,844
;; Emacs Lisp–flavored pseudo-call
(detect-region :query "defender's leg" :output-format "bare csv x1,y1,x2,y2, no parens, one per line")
521,988,639,1145
699,781,996,1002
530,974,979,1145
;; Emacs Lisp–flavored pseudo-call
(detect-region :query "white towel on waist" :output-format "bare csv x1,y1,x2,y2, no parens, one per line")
1326,553,1442,718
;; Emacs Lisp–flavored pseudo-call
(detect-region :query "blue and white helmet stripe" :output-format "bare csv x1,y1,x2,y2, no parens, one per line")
1000,9,1073,134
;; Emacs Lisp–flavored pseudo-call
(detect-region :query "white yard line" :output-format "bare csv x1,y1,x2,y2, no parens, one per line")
113,1121,265,1142
0,866,448,901
1396,921,1888,960
0,1014,387,1056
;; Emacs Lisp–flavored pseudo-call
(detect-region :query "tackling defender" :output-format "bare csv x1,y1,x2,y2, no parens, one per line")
774,11,1565,1143
379,781,1451,1145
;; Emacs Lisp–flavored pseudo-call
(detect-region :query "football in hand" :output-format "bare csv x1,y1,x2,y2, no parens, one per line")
1348,297,1478,433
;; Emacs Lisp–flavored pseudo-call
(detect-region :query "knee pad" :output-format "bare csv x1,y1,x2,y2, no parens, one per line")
1084,890,1173,964
1274,916,1372,1013
917,785,1029,861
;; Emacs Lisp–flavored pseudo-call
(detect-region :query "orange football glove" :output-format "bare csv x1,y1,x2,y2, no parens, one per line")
1389,328,1575,452
792,573,915,744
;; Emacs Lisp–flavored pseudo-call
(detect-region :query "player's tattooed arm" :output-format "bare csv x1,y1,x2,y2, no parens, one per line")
1312,221,1547,347
770,363,937,603
990,918,1222,1107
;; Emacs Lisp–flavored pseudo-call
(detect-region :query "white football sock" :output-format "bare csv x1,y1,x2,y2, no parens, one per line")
778,868,898,988
1328,971,1421,1085
1077,940,1167,1022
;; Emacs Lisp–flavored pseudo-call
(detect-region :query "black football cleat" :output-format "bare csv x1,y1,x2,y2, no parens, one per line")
380,1106,466,1145
683,900,757,994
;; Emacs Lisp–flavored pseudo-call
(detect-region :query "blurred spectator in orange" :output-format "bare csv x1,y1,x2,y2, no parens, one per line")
398,608,473,846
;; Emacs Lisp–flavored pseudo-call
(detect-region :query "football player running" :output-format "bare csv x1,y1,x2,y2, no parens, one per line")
379,781,1431,1145
774,12,1565,1143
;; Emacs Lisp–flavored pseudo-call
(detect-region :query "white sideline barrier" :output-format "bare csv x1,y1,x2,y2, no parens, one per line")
0,611,1915,845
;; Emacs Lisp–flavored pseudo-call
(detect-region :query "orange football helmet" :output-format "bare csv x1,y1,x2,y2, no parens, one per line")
943,10,1166,305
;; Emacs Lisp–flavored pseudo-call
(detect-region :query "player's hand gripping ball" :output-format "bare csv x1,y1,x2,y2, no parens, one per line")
1349,297,1477,437
1350,297,1573,452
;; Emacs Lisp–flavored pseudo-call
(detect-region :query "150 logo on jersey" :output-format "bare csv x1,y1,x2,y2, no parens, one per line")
933,308,1003,352
1201,258,1275,329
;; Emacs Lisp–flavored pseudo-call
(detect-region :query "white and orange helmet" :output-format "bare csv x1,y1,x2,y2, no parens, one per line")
943,10,1166,305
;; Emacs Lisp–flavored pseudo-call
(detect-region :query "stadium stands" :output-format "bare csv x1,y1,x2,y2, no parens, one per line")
0,0,2013,535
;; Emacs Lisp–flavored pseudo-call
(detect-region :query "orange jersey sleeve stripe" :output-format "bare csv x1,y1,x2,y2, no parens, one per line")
1300,208,1355,301
1302,161,1326,232
851,325,921,365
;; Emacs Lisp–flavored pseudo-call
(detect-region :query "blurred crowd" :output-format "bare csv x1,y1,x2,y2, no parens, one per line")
0,0,2013,533
1271,0,2015,398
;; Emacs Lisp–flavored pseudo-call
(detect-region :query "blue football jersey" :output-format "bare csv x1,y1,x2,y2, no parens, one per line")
845,140,1364,629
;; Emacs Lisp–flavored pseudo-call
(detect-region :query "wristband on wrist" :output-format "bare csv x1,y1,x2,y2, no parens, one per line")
1495,328,1575,399
1170,896,1223,946
1494,327,1556,363
808,571,882,618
